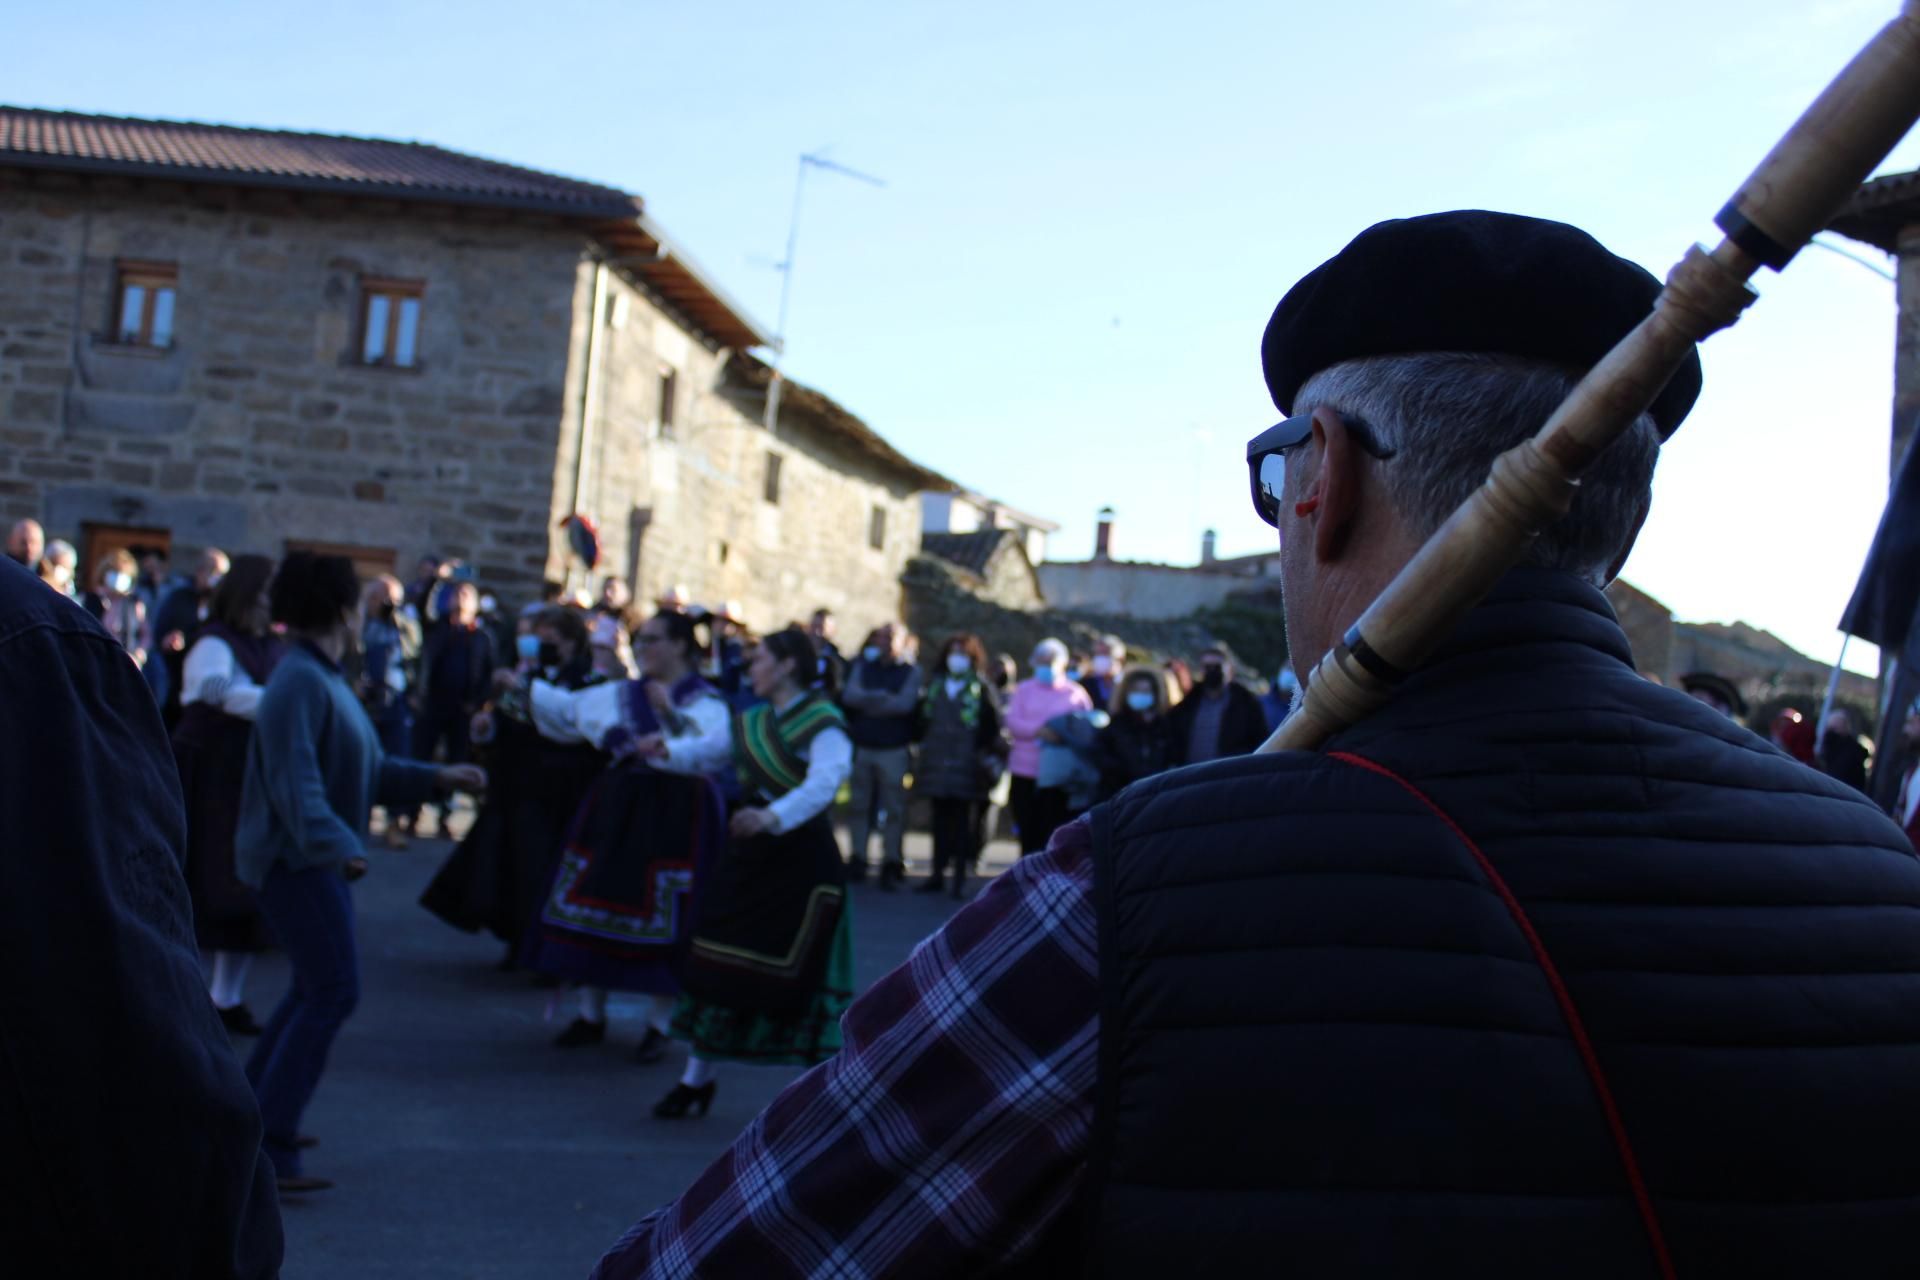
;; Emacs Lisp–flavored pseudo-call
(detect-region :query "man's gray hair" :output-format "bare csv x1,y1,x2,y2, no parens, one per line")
1293,353,1661,583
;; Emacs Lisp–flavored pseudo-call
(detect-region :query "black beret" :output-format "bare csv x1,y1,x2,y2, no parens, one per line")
1261,210,1703,439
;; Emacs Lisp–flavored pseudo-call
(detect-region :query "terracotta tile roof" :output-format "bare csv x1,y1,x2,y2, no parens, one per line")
0,105,641,218
0,106,776,349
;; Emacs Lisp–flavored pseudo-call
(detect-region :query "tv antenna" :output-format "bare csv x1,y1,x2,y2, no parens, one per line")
763,151,886,434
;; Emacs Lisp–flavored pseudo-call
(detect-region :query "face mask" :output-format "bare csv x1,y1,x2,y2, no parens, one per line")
1031,661,1056,682
1091,655,1113,676
479,594,498,615
515,634,541,663
862,646,881,663
1126,690,1156,713
1200,666,1225,690
946,653,971,676
108,571,134,595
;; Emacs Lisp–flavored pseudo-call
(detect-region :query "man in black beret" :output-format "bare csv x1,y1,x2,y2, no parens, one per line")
591,212,1920,1280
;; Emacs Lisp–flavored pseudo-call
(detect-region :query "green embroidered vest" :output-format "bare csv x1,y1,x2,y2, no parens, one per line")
731,691,848,801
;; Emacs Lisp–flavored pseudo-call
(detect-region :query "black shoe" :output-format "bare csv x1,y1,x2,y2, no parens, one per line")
277,1174,333,1193
846,860,869,884
915,874,946,894
553,1017,607,1048
633,1027,669,1065
878,862,904,892
653,1081,716,1119
218,1004,262,1036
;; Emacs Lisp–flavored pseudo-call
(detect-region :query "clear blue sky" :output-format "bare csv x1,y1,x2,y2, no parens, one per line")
9,0,1916,670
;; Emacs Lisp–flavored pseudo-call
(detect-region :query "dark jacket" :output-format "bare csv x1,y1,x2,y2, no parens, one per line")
0,559,283,1278
913,674,1007,800
1165,680,1268,763
418,621,495,714
1094,711,1176,800
1084,571,1920,1278
841,658,921,750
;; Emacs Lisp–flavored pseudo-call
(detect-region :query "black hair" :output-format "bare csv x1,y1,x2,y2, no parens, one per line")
208,554,276,634
763,624,830,696
270,551,360,632
643,608,706,664
535,605,591,653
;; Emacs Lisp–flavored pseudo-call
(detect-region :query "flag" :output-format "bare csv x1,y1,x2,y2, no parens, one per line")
1840,424,1920,651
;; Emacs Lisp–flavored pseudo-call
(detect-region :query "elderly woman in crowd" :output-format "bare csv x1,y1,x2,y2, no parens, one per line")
37,538,77,597
1003,637,1093,855
172,554,283,1035
83,547,148,666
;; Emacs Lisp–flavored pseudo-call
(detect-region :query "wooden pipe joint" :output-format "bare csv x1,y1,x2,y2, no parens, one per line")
1657,245,1757,342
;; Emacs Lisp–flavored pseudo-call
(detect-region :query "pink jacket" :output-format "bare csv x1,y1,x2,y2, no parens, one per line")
1004,676,1093,779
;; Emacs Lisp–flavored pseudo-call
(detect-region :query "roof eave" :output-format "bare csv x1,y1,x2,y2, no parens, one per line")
0,150,642,220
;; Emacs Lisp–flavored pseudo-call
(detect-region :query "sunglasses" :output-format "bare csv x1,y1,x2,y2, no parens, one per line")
1245,413,1399,527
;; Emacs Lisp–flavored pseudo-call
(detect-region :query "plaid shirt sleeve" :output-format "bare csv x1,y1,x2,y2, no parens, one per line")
590,817,1100,1279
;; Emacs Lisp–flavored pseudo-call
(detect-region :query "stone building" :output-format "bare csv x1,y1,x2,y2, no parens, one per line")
1831,169,1920,469
919,489,1057,567
1037,511,1281,620
919,528,1043,610
0,107,945,639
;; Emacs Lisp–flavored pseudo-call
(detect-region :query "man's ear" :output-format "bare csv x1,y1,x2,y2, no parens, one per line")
1309,407,1360,563
1601,491,1653,585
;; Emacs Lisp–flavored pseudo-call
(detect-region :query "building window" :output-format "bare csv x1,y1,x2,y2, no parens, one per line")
763,451,783,505
659,367,678,437
868,504,887,551
358,277,425,368
114,261,178,348
716,539,730,565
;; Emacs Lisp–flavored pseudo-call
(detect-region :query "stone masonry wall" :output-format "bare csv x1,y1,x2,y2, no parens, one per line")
580,268,924,642
0,173,587,592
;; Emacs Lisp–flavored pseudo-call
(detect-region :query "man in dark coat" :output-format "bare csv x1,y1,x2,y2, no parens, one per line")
591,212,1920,1280
0,556,282,1278
1166,646,1269,762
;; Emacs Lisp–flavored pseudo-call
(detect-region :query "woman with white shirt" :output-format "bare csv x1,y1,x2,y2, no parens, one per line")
634,625,854,1118
170,555,281,1034
521,609,733,1062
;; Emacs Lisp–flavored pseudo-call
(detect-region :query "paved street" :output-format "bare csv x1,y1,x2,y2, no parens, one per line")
253,819,1019,1280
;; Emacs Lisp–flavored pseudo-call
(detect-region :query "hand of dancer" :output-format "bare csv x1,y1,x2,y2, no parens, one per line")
632,733,668,761
729,807,775,838
343,855,370,882
439,764,488,794
644,680,673,714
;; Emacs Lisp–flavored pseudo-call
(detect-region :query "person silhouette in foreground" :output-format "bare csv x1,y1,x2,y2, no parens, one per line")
0,554,282,1278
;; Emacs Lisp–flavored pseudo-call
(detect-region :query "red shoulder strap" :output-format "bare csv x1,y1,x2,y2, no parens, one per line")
1330,750,1677,1280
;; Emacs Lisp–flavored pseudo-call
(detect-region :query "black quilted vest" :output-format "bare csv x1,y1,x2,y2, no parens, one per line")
1080,571,1920,1278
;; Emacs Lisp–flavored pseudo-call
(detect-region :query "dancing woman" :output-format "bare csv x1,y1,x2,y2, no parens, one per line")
523,609,732,1060
635,625,853,1118
171,554,282,1034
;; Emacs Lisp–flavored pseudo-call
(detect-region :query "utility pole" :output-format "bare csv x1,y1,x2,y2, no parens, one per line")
762,152,885,436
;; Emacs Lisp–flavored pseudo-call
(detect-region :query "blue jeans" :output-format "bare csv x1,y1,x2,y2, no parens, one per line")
246,865,359,1176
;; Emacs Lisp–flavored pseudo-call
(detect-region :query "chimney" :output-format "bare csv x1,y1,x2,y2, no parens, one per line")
1094,506,1115,560
1201,528,1217,564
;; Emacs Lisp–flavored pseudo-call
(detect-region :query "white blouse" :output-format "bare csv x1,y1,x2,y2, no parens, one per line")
661,694,852,834
529,678,729,753
180,635,265,720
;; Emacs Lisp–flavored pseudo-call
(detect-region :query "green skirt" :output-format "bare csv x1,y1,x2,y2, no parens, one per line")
670,900,855,1066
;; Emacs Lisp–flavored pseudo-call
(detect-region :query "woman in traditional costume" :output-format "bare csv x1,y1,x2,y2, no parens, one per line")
172,555,282,1034
419,607,607,963
522,609,731,1061
635,625,854,1119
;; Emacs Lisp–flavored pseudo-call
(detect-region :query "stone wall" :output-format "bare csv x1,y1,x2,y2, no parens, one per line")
1037,558,1268,620
0,173,585,592
580,265,925,642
